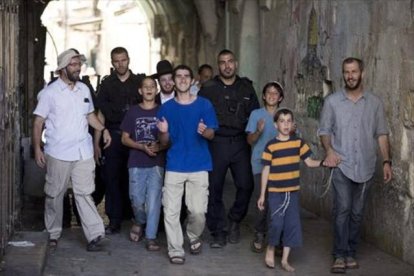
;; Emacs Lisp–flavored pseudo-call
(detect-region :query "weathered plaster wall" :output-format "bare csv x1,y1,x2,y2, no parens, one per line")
14,0,413,265
194,0,414,265
255,0,414,264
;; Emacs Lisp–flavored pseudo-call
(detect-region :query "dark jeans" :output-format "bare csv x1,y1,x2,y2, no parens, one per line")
253,173,268,234
206,137,254,237
104,131,132,226
332,168,373,258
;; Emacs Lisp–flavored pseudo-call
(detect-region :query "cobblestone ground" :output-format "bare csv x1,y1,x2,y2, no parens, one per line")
36,184,414,276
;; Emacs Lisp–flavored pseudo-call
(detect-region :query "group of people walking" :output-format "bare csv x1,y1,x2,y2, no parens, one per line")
32,46,392,273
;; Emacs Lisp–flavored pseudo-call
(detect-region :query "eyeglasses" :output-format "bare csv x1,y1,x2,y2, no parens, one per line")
68,62,82,67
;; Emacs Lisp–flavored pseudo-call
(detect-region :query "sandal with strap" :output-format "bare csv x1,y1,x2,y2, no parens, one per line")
345,256,359,269
169,255,185,265
129,224,143,242
190,239,202,255
146,239,160,251
251,232,265,253
331,257,346,274
48,239,58,253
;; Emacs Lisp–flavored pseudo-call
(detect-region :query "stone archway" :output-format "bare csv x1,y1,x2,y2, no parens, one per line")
41,0,162,87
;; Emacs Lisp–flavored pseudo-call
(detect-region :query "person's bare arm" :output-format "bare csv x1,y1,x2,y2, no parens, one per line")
87,112,111,149
157,117,170,146
320,135,341,167
378,134,392,183
257,165,270,211
121,131,156,157
247,119,265,146
197,119,215,140
304,157,322,168
93,110,105,164
33,116,46,168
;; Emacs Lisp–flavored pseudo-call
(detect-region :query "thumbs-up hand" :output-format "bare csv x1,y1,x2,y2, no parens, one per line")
157,117,168,133
197,118,207,135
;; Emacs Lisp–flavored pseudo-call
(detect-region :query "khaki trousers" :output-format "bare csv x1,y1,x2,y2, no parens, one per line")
44,155,104,242
163,171,209,258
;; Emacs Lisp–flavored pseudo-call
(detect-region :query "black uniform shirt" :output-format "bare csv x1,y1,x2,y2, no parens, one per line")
96,71,144,129
199,75,259,137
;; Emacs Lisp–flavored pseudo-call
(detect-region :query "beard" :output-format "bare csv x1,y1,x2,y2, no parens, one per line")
219,69,235,80
344,75,362,90
66,70,80,82
116,67,128,76
161,85,174,94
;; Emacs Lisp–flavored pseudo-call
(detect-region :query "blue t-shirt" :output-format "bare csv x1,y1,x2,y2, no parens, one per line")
120,104,165,168
245,107,278,175
157,97,218,172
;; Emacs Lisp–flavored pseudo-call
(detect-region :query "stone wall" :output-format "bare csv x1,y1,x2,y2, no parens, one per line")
264,0,414,264
195,0,414,265
9,0,413,265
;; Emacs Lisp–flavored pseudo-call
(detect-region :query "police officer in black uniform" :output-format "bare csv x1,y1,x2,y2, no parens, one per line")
199,49,259,248
95,47,144,234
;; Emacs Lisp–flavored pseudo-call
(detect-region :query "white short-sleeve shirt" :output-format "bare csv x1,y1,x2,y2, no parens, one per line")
34,78,94,161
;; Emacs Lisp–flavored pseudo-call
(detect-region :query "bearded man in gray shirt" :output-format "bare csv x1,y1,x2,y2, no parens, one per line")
318,57,392,274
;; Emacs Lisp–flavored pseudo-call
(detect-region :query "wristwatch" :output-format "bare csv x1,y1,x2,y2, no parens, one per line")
383,160,392,166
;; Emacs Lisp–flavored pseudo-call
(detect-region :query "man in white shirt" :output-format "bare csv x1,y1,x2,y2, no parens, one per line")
32,49,111,252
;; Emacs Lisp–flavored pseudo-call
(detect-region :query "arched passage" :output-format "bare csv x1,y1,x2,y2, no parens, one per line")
41,0,161,87
2,0,414,268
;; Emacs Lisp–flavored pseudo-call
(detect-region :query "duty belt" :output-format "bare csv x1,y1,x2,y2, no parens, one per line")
212,135,246,143
108,129,122,135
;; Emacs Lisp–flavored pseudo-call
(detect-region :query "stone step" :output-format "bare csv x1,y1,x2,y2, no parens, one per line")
1,231,48,276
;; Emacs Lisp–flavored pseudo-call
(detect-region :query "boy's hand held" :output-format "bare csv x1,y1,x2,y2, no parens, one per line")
257,196,265,211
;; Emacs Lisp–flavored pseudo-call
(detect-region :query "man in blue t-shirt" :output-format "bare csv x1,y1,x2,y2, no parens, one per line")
157,65,218,264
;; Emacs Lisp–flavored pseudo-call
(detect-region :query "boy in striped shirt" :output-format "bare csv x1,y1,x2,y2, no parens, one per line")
257,108,326,272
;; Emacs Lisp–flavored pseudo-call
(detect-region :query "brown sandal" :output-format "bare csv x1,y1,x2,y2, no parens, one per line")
331,257,346,274
190,239,202,255
145,239,160,251
48,239,58,253
169,256,185,265
129,224,143,242
251,233,265,253
345,256,359,269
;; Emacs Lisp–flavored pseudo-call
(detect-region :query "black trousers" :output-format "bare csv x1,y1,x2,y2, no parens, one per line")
92,163,105,205
206,137,254,237
103,131,132,226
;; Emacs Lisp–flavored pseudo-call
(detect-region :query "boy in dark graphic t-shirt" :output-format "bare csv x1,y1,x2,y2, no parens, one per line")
120,76,165,251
